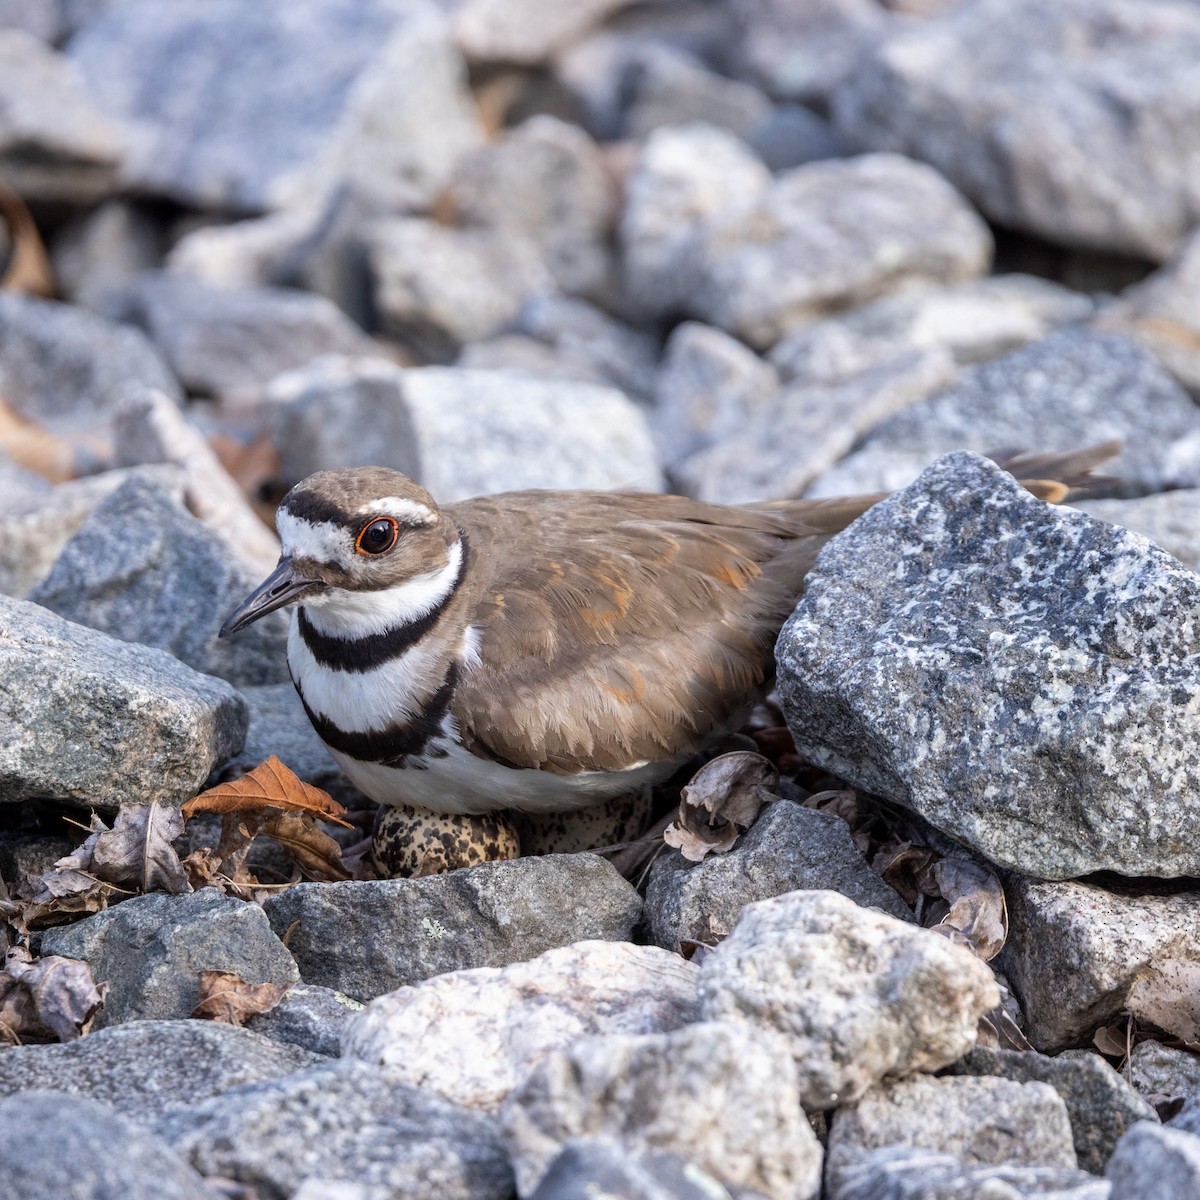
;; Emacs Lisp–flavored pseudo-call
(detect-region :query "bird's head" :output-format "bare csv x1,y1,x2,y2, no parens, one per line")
219,467,461,638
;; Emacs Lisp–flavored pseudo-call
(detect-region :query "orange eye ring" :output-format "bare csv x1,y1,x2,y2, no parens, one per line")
355,517,399,556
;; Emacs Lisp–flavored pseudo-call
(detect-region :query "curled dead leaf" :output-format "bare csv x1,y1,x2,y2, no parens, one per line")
261,813,351,882
926,858,1008,962
0,396,75,483
185,756,350,826
0,947,107,1044
192,969,289,1027
0,178,53,297
663,751,779,862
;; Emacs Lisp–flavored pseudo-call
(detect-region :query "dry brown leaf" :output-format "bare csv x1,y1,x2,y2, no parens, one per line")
0,947,107,1043
180,846,222,890
662,751,779,862
261,812,351,881
184,756,350,826
0,178,53,297
872,840,941,907
926,858,1008,962
7,868,121,935
88,800,192,895
803,789,873,853
191,969,289,1027
0,396,74,482
1094,1020,1133,1060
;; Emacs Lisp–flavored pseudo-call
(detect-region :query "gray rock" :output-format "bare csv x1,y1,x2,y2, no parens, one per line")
262,854,641,1000
652,321,780,473
448,114,615,301
0,1093,215,1200
833,0,1200,260
70,0,483,212
154,1059,513,1200
769,275,1095,388
681,347,954,503
0,292,180,437
0,831,76,889
778,450,1200,878
0,0,66,41
690,153,992,350
343,940,700,1110
553,13,742,142
698,890,998,1110
1100,227,1200,394
510,293,659,403
264,354,421,488
52,200,166,319
41,888,299,1028
246,983,363,1058
951,1047,1158,1173
399,367,663,500
127,273,374,400
460,305,658,406
1129,1042,1200,1108
528,1141,733,1200
165,205,318,292
730,0,890,105
749,103,849,172
452,0,635,64
997,878,1200,1052
0,30,123,205
503,1021,821,1200
1078,490,1200,574
619,123,771,323
112,389,281,577
828,1076,1077,1195
831,1147,1110,1200
807,330,1200,500
217,683,349,801
0,464,184,599
0,595,246,809
646,799,911,950
367,218,555,361
0,1019,320,1121
623,45,773,143
29,476,289,688
1107,1122,1200,1198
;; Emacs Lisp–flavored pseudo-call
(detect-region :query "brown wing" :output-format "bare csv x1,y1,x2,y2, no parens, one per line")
445,490,878,775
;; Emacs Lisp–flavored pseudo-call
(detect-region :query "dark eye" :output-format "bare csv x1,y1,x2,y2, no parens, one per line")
355,517,399,556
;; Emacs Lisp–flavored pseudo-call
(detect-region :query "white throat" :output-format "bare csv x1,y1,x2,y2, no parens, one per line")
302,539,463,639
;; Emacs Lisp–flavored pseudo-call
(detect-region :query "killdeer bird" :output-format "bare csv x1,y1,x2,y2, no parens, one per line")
220,450,1115,825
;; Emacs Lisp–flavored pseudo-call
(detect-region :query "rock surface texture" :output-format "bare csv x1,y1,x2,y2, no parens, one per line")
343,940,700,1110
262,855,642,1000
834,0,1200,260
697,890,998,1110
0,595,246,809
779,451,1200,878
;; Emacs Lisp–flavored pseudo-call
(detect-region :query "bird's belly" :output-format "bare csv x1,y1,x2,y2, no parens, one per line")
325,738,677,816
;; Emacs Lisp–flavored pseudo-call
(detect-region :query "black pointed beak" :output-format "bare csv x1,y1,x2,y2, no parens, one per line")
219,558,322,638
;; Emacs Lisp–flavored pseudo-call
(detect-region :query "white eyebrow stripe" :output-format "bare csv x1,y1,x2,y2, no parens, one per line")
277,510,349,562
357,497,437,526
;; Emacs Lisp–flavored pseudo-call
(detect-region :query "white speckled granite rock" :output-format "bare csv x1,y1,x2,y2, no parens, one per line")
698,890,998,1110
343,941,699,1111
503,1021,821,1200
780,451,1200,878
998,877,1200,1052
